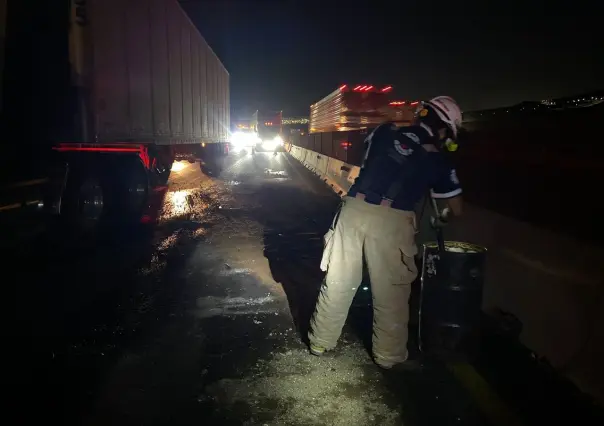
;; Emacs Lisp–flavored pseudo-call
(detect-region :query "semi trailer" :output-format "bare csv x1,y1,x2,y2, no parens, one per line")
0,0,230,227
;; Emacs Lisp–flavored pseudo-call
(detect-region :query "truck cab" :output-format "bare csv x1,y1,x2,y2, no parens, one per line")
250,110,284,153
230,121,259,153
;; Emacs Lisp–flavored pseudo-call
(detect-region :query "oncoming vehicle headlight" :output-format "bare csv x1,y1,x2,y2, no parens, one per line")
261,136,283,150
262,140,278,150
231,131,247,146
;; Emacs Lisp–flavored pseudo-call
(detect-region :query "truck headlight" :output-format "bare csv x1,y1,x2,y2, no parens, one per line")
262,140,277,150
231,131,247,146
260,136,282,150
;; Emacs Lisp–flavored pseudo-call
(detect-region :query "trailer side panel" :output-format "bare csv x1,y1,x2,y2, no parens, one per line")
191,35,202,138
92,0,130,140
180,21,193,139
125,0,153,139
149,0,171,138
89,0,228,144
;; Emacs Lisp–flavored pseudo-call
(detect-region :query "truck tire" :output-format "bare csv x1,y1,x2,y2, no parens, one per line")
107,156,149,224
61,156,149,232
199,144,227,176
61,165,107,233
153,146,174,186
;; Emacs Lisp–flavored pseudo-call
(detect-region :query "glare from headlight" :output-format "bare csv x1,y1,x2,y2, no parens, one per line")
262,140,278,150
231,131,247,146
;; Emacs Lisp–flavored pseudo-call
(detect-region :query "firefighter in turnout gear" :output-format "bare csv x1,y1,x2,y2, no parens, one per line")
308,96,464,369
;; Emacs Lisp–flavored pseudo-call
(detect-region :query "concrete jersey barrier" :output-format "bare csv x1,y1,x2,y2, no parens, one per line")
287,145,604,406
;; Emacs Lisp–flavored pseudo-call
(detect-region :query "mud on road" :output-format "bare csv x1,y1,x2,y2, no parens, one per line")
7,152,489,425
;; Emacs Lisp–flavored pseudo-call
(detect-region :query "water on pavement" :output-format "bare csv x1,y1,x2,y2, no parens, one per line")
6,152,488,425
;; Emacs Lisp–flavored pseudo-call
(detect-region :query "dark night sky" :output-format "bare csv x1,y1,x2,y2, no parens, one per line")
180,0,603,118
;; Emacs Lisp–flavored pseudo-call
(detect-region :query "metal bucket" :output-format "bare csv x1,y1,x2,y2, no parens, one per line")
418,241,487,359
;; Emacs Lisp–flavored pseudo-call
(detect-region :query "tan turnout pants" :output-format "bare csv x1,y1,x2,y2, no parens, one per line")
309,196,418,366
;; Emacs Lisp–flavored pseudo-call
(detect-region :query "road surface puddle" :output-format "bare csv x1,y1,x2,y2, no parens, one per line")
194,295,282,319
161,189,207,219
265,169,288,177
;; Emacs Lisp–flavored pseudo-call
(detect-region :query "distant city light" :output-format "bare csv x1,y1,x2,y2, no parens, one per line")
282,117,309,125
465,91,602,121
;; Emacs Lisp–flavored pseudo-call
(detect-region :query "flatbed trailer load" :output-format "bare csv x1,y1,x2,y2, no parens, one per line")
294,85,418,164
0,0,230,226
309,84,416,134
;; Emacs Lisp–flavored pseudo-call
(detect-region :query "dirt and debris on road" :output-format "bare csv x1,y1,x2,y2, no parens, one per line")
8,152,598,426
79,153,421,425
201,345,401,426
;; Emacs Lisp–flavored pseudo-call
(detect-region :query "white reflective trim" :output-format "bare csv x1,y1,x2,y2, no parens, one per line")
430,188,462,199
361,130,375,169
420,122,434,136
361,123,391,169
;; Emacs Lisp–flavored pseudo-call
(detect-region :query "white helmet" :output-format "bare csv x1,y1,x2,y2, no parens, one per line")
425,96,462,138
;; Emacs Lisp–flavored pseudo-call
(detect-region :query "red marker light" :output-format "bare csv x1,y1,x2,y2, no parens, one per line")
381,86,393,92
358,85,367,91
339,84,347,91
364,85,374,91
353,85,362,91
410,101,419,106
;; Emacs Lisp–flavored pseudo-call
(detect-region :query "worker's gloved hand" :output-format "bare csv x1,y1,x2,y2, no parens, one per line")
430,207,451,228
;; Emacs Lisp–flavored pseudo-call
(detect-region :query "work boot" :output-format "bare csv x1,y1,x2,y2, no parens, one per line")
374,351,422,371
375,359,423,371
309,343,327,356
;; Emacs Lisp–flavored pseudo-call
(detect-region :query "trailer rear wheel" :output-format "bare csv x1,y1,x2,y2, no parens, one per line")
125,161,149,219
79,178,105,221
108,157,150,223
62,156,150,231
153,146,174,186
61,165,107,232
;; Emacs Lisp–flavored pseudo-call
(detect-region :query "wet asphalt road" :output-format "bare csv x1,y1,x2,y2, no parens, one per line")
2,152,542,425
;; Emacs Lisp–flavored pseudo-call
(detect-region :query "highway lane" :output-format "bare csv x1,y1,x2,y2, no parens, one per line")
4,152,485,425
5,151,602,425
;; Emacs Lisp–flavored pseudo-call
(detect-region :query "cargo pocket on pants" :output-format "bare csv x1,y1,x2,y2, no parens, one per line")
399,215,419,259
320,203,343,272
320,228,335,272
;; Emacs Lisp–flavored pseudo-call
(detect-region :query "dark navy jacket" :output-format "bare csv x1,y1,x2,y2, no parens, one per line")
347,122,462,211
